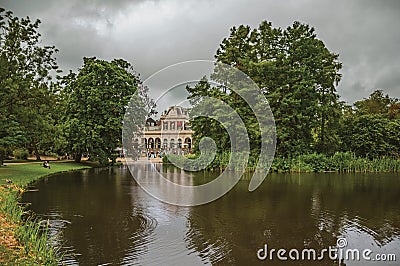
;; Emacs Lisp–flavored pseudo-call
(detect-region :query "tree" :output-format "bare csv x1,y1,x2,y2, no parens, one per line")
340,115,400,158
339,90,400,158
60,57,139,164
211,21,342,157
0,8,59,162
354,89,399,117
186,78,232,154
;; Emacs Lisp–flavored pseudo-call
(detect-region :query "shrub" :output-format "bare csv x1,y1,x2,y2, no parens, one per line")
299,153,329,172
13,149,29,160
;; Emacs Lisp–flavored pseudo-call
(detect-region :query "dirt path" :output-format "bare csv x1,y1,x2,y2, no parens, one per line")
3,160,73,165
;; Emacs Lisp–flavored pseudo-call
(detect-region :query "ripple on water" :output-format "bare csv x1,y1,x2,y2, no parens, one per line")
49,207,159,265
184,213,232,265
340,215,400,247
120,207,158,265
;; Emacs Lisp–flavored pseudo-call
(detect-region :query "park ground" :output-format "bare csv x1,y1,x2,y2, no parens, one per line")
0,160,93,265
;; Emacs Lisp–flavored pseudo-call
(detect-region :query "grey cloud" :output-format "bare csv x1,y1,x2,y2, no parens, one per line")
0,0,399,105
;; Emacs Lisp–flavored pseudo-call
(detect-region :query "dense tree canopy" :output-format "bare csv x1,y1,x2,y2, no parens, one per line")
189,21,343,158
354,89,399,117
188,21,399,163
0,8,59,164
60,57,139,164
339,90,400,158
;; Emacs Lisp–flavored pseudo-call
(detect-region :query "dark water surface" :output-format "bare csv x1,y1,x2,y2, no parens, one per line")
21,166,400,265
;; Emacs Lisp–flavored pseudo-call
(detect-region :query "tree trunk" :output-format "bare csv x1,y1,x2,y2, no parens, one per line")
33,142,41,161
74,153,82,163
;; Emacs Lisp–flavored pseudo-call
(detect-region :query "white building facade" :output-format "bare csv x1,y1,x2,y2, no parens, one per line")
141,106,193,154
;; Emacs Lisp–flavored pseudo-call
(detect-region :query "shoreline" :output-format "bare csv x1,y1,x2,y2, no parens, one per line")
162,152,400,173
0,162,94,265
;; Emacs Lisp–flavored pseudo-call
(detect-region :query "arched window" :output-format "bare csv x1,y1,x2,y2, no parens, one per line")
184,138,192,149
148,138,154,149
163,139,168,149
178,138,182,148
155,138,161,149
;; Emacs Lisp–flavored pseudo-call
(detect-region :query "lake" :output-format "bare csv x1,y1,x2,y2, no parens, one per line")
21,165,400,265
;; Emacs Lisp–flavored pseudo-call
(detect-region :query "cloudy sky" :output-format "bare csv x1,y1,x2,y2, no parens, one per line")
1,0,399,105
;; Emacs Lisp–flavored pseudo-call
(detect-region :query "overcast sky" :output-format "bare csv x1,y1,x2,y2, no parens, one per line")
1,0,399,105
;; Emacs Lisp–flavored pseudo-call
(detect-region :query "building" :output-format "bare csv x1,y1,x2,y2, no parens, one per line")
141,106,193,154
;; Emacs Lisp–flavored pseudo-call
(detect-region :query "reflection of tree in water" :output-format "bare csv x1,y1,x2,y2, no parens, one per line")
25,167,157,265
309,173,400,247
183,173,400,265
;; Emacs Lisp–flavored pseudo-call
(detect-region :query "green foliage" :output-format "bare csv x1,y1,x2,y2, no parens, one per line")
188,151,400,173
60,57,139,164
354,90,398,116
298,153,330,172
187,21,342,158
340,114,400,158
0,187,59,265
337,90,400,159
13,148,29,160
214,21,342,156
187,22,399,163
268,152,400,173
0,8,59,158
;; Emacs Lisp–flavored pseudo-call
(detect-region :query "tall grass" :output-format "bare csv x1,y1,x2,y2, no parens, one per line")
0,185,59,265
270,152,400,173
164,151,400,173
0,162,91,265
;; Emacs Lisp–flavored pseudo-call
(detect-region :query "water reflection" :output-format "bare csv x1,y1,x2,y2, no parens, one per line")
185,173,400,265
21,167,400,265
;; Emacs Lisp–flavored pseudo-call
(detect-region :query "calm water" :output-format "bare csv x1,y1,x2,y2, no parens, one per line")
22,166,400,265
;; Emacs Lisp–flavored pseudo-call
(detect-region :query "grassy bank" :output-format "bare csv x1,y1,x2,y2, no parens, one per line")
270,152,400,173
163,152,400,173
0,162,92,265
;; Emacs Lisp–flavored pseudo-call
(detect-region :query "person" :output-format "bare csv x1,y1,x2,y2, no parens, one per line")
43,160,51,169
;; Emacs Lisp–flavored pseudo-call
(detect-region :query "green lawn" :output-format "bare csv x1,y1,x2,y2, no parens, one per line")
0,162,92,186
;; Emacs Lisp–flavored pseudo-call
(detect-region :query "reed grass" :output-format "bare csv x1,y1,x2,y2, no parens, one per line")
272,152,400,173
164,151,400,173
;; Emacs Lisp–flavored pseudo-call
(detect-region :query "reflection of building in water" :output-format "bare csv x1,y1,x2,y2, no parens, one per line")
137,106,193,154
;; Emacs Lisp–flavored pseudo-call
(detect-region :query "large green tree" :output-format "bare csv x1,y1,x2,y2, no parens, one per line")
340,115,400,158
0,8,59,163
188,21,342,158
339,90,400,158
60,57,139,164
186,78,232,155
354,89,399,117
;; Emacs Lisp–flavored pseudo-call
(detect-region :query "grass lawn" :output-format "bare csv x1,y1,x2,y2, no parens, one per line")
0,162,92,186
